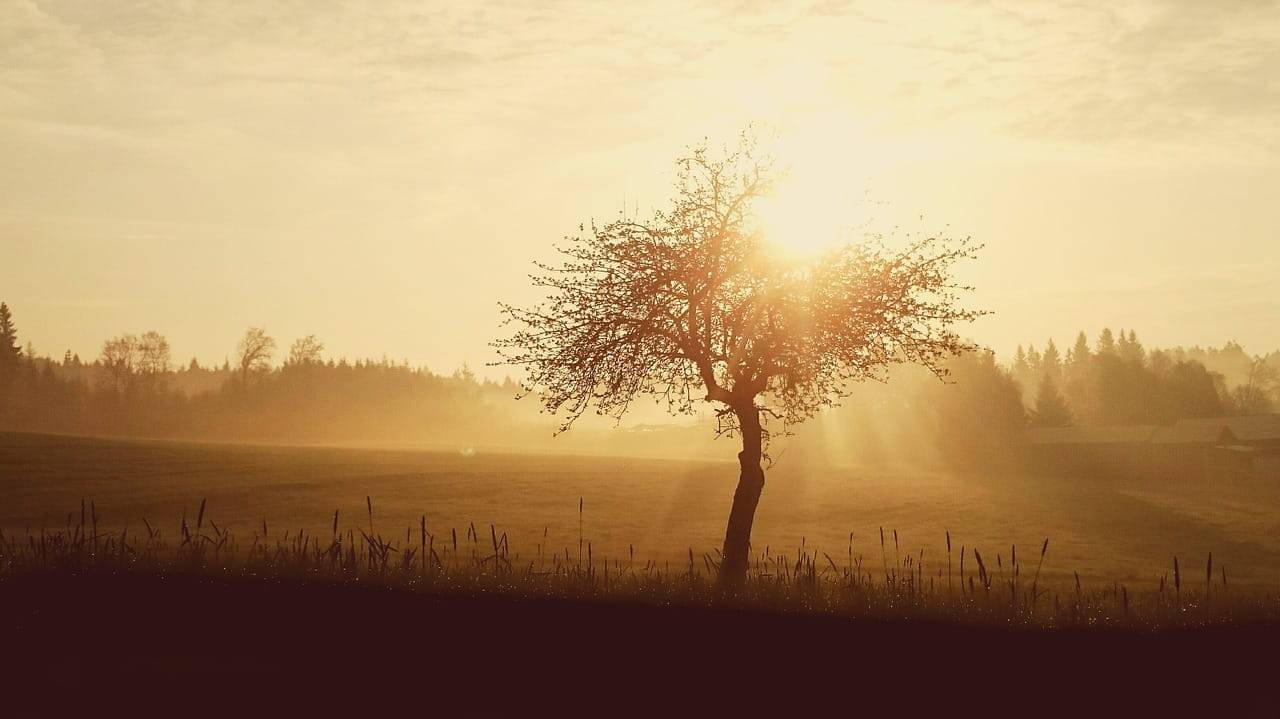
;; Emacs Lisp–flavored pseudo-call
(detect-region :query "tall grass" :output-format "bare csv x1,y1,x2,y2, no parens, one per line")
1,499,1276,629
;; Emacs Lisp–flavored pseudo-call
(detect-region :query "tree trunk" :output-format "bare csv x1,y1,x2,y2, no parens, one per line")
717,404,765,594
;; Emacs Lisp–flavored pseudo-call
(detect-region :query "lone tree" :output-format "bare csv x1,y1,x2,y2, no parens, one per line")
494,135,982,591
236,327,277,386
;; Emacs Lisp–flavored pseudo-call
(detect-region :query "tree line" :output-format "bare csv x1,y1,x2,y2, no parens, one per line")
1011,328,1279,428
791,329,1277,469
0,302,525,445
1,301,1275,462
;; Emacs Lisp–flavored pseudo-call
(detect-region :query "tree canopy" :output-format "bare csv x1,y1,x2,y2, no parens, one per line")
495,135,983,452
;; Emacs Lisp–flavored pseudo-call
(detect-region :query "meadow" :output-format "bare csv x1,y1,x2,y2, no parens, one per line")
6,428,1280,713
4,430,1280,592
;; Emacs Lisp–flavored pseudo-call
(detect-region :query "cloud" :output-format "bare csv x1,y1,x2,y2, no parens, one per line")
1001,0,1280,158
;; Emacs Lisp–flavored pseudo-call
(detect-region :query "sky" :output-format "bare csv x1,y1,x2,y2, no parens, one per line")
2,0,1278,373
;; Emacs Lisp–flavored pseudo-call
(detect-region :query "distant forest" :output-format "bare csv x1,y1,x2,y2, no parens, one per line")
1009,330,1279,427
0,302,528,447
795,327,1279,468
1,301,1277,465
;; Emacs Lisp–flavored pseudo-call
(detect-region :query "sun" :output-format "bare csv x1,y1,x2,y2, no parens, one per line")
718,57,885,262
751,116,876,262
753,171,849,261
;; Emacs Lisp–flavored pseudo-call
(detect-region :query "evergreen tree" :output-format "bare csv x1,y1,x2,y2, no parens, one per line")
1041,338,1063,380
1031,374,1073,427
1026,344,1043,377
1061,331,1094,423
1096,327,1116,356
1120,329,1146,366
1012,345,1029,377
1067,331,1090,369
0,303,21,373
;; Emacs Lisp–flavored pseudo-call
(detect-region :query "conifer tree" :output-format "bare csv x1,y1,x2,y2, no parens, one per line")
1031,373,1073,427
1120,329,1146,366
0,302,21,373
1067,331,1090,369
1026,344,1043,377
1096,327,1116,356
1116,327,1131,356
1012,345,1029,377
1041,338,1062,381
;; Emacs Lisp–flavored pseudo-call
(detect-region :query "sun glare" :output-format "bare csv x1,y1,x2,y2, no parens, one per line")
751,114,877,262
754,171,850,261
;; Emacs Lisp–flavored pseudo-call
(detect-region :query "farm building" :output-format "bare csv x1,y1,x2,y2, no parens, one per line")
1027,414,1280,480
1169,415,1280,478
1186,415,1280,451
1026,425,1157,478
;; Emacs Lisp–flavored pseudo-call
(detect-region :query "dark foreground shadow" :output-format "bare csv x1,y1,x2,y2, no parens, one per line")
2,572,1274,715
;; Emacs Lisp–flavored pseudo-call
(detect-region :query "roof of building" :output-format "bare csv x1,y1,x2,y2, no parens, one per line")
1225,414,1280,442
1151,422,1236,445
1027,425,1157,445
1026,415,1280,447
1168,415,1280,443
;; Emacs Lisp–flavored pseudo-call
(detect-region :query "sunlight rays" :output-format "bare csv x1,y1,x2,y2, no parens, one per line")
751,112,884,263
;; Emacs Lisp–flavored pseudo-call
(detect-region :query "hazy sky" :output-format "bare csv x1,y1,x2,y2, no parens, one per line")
3,0,1278,373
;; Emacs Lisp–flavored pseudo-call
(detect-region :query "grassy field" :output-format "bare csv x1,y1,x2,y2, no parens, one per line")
3,430,1280,589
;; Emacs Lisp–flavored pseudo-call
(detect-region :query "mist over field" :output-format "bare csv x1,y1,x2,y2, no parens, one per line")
2,312,1278,589
5,430,1280,591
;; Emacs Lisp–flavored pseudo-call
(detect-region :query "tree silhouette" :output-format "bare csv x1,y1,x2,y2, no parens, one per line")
1041,338,1062,382
1012,345,1029,377
138,331,171,375
495,135,983,591
99,334,140,393
286,335,325,367
1063,331,1093,420
1096,327,1116,356
1232,358,1277,415
0,303,20,379
1067,332,1090,370
236,328,276,386
97,332,171,395
1031,373,1072,427
1120,329,1145,366
1026,344,1043,378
